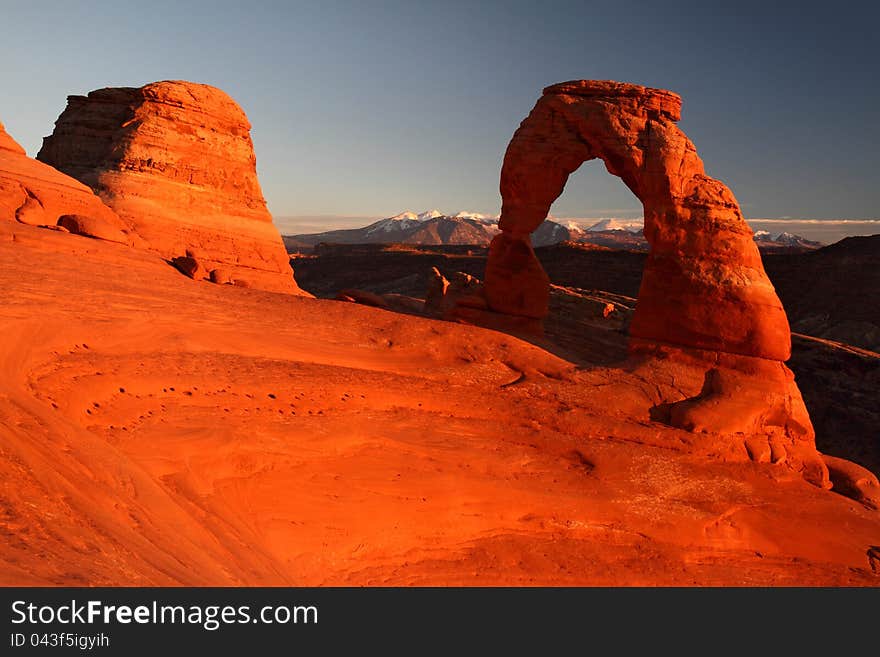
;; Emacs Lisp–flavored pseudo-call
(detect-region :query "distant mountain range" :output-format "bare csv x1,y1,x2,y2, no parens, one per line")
752,230,824,253
284,211,499,250
283,210,823,253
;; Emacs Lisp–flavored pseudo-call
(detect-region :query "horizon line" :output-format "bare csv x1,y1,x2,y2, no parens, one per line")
274,214,880,223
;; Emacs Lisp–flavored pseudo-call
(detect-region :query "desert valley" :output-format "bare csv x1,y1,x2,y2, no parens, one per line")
1,77,878,588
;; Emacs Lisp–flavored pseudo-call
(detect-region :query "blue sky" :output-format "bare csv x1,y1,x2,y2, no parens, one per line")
2,0,878,225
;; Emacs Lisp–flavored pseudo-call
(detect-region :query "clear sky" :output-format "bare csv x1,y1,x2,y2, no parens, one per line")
2,0,878,225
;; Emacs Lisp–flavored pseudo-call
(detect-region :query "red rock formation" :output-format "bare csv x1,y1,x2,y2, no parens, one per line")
488,80,790,361
484,80,826,485
37,81,306,295
425,268,485,317
1,121,128,233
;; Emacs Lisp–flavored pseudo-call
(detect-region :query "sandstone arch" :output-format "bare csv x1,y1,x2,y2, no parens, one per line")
483,81,829,487
484,80,790,362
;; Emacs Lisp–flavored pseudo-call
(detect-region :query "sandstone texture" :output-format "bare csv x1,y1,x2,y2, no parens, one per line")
37,81,305,295
1,121,127,233
3,220,878,586
480,81,824,484
290,242,878,496
488,80,789,361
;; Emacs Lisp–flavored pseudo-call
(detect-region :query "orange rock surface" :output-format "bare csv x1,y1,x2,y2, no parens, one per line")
1,221,878,586
479,81,824,483
37,81,305,295
487,80,789,362
1,121,128,232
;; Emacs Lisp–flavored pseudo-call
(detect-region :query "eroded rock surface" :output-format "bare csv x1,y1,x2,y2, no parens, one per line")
488,80,789,360
481,80,825,485
1,121,127,234
4,220,876,585
37,81,306,295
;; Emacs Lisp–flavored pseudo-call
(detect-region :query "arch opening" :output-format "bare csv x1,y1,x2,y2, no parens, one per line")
546,158,644,233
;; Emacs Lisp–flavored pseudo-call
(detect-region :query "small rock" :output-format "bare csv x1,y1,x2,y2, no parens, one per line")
58,214,129,245
210,268,233,285
171,255,208,281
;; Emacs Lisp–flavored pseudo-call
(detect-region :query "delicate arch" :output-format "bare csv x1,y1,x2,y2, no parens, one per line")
484,80,791,362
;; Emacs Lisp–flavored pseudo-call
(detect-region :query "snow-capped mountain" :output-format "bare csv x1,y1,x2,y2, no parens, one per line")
386,209,445,222
387,211,418,222
533,217,646,248
284,210,822,253
288,210,648,250
451,211,499,224
775,231,816,246
585,218,644,233
364,209,447,235
290,210,501,247
752,230,823,252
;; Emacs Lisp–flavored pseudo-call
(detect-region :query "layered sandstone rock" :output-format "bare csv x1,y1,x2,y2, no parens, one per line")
487,80,789,361
482,80,826,485
1,121,128,234
37,81,305,295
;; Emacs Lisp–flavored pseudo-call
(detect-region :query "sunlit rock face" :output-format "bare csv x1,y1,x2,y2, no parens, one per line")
484,80,826,487
488,80,789,360
1,120,127,234
38,80,306,294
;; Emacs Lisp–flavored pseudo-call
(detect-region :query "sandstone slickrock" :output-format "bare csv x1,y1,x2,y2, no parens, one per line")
37,81,306,295
482,80,826,485
1,121,127,233
3,219,878,585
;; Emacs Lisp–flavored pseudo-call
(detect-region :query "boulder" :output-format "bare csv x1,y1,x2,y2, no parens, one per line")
822,454,880,510
171,255,208,281
57,214,129,245
210,268,234,285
